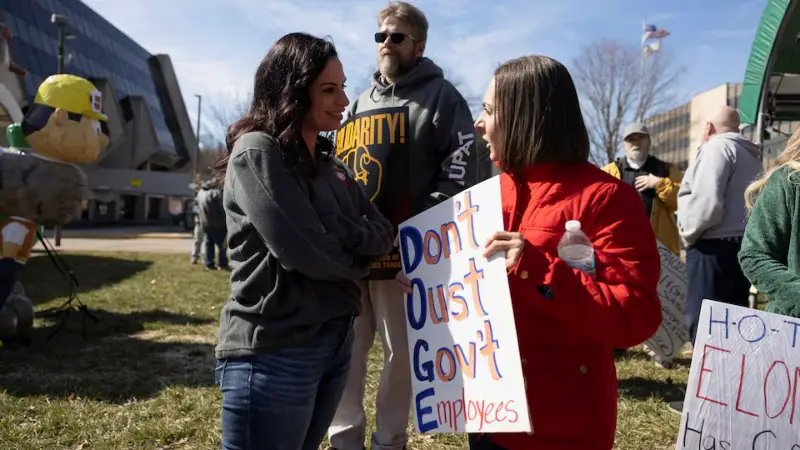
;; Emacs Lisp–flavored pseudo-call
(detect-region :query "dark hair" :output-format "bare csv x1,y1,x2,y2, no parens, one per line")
212,32,339,186
493,55,590,173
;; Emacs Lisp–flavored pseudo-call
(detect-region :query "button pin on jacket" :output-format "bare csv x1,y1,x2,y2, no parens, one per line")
579,365,588,374
520,270,529,279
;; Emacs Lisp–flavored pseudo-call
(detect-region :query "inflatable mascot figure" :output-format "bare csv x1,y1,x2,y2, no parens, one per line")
0,74,108,344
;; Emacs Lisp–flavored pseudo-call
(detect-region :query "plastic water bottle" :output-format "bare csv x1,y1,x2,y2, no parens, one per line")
557,220,596,278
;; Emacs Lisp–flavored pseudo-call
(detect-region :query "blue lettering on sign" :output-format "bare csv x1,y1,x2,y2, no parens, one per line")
413,339,435,382
415,388,438,432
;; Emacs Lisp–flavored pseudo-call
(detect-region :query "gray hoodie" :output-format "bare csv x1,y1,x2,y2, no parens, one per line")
677,132,761,246
334,57,478,277
196,184,226,233
215,132,394,358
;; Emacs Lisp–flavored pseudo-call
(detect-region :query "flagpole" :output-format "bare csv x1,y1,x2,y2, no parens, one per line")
639,16,646,122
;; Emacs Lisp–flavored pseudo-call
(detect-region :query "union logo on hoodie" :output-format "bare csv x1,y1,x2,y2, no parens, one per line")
336,106,411,279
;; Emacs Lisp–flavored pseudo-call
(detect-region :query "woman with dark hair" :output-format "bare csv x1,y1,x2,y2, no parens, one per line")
470,55,662,449
212,32,394,450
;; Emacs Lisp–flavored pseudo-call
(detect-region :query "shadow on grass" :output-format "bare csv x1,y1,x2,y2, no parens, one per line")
22,253,152,306
614,348,692,368
0,307,217,403
618,376,687,402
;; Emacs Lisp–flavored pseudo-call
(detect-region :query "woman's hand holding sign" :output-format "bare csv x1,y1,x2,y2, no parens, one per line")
483,231,525,271
394,230,525,293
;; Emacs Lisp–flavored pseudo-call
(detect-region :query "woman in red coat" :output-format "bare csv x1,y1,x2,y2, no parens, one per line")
469,56,662,449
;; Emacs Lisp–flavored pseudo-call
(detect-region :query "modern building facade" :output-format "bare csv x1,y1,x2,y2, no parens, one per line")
0,0,197,225
643,103,691,170
644,82,798,171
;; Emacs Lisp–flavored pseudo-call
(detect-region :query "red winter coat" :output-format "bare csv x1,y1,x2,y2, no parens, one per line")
486,162,661,450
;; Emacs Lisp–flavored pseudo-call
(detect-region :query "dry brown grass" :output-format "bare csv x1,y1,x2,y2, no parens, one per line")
0,252,688,449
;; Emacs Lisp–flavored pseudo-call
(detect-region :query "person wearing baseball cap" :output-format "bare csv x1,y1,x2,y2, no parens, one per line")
601,122,683,255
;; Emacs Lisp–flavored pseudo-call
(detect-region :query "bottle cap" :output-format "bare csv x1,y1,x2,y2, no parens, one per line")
565,220,581,232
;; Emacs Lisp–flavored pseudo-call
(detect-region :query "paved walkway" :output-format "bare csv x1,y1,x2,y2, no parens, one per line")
41,226,191,240
33,237,192,254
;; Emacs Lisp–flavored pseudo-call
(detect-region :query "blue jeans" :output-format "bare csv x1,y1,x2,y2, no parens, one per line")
215,316,355,450
685,238,750,345
0,258,22,310
204,229,228,269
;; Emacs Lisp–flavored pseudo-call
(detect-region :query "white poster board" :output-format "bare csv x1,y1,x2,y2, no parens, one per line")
676,300,800,448
398,176,532,434
643,242,689,363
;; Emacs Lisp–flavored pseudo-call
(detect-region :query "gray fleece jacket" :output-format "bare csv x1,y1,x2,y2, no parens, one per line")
215,132,394,358
677,132,761,246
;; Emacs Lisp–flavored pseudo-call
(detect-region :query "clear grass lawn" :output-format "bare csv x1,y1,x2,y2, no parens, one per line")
0,251,690,449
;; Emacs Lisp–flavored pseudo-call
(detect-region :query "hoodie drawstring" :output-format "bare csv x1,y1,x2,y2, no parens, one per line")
369,83,397,107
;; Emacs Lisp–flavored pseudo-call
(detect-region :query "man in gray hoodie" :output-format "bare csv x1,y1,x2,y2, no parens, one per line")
328,2,478,450
672,105,760,412
196,181,228,270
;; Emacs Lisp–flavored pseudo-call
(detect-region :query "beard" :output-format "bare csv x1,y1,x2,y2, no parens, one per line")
625,146,648,163
379,53,413,80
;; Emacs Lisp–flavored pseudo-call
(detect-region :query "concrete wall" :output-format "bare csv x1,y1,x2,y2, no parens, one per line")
149,54,198,171
88,78,126,162
688,84,730,166
83,167,193,198
645,103,692,170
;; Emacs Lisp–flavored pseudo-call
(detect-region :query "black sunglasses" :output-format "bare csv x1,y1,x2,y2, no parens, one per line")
374,32,415,44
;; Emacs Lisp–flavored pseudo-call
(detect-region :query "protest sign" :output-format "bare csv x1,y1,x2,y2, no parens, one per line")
676,300,800,449
643,241,689,363
398,176,531,434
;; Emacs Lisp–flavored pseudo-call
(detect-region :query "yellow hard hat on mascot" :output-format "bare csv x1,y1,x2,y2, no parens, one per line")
21,73,109,164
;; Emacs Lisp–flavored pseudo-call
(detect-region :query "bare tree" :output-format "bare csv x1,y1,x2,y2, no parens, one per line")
206,93,251,145
572,39,681,165
197,137,227,179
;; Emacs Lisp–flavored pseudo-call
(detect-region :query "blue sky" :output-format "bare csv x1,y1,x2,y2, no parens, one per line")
81,0,765,140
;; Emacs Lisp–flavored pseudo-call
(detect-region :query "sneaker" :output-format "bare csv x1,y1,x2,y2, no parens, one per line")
668,400,684,415
652,354,672,369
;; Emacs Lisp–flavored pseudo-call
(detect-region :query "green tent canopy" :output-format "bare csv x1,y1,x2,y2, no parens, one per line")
740,0,800,126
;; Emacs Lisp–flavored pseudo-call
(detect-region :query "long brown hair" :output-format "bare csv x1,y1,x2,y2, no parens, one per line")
744,127,800,211
493,55,590,173
212,33,338,186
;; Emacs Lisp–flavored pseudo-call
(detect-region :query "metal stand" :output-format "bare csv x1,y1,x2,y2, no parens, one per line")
35,229,97,340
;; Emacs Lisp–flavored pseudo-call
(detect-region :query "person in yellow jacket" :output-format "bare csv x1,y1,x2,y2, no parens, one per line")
602,122,682,255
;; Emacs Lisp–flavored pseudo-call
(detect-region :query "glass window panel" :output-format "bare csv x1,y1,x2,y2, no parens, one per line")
26,25,44,51
11,40,29,74
20,43,40,76
29,4,49,31
43,33,57,56
14,17,31,44
37,29,53,55
44,0,58,13
76,53,88,73
52,0,65,15
14,0,31,19
34,47,55,75
4,14,18,39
